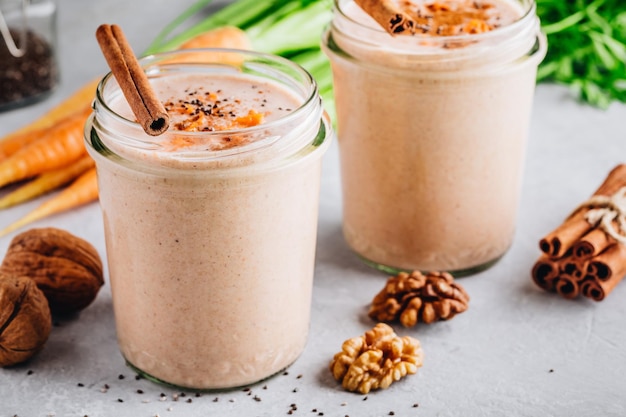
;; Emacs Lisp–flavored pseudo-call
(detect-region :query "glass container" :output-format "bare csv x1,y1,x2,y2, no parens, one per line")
85,49,332,389
0,0,58,111
322,0,547,276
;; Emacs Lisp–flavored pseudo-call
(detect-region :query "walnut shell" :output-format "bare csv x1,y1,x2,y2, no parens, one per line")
0,228,104,315
0,274,51,367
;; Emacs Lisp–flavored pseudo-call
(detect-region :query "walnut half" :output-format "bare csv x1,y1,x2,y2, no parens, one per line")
329,323,423,394
369,270,470,327
0,274,51,367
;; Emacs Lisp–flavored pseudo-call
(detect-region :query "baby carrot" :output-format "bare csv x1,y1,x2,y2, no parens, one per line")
0,168,98,237
0,156,94,210
0,108,90,188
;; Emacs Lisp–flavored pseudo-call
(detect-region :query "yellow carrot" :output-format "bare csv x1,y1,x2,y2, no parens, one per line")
0,168,98,237
0,108,90,188
0,156,94,210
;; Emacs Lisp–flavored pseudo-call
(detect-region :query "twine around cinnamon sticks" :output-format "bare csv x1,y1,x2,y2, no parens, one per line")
532,164,626,301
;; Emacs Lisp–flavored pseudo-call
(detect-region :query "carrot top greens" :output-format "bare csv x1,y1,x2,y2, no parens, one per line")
147,0,626,109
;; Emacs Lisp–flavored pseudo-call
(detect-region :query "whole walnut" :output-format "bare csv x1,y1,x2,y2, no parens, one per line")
0,274,51,367
0,228,104,315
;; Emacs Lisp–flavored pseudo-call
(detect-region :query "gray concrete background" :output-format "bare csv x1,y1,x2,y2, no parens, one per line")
1,0,625,416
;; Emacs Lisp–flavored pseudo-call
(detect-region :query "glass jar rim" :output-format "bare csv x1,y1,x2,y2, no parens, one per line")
88,48,331,172
324,0,545,74
332,0,539,56
95,48,320,140
333,0,537,43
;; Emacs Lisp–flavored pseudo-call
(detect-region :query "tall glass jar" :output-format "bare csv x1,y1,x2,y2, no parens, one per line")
84,49,332,389
0,0,58,111
322,0,546,276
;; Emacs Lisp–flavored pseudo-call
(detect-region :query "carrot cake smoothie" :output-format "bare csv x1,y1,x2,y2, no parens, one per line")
323,0,546,275
85,51,331,389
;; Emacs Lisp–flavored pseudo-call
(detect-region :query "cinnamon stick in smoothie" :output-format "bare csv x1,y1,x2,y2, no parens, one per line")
354,0,417,35
96,24,169,136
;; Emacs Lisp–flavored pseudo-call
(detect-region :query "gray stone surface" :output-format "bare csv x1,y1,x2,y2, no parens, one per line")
1,1,626,416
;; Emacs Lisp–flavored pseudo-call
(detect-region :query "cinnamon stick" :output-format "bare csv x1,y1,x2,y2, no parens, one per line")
572,227,615,259
539,164,626,259
95,24,169,136
577,245,626,301
354,0,416,35
587,243,626,282
555,275,580,300
531,255,559,292
579,277,604,301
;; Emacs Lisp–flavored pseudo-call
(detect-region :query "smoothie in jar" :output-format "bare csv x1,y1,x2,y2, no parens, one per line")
85,50,331,389
323,0,546,275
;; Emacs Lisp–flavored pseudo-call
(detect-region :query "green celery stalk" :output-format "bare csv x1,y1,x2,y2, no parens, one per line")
248,0,333,55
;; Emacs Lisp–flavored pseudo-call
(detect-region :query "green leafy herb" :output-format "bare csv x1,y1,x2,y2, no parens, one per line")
537,0,626,108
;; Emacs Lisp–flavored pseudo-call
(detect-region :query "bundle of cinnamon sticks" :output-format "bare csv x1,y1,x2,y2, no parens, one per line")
532,164,626,301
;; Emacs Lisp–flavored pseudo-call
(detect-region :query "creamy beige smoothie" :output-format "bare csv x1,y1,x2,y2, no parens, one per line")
323,0,546,274
85,51,331,389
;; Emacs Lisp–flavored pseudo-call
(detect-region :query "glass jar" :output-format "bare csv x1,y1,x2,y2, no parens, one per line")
84,49,332,389
322,0,547,276
0,0,58,111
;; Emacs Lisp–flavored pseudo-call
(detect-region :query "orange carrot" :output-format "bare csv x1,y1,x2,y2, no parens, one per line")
0,79,99,154
0,168,98,237
0,126,49,160
0,108,90,188
0,156,94,210
178,26,251,50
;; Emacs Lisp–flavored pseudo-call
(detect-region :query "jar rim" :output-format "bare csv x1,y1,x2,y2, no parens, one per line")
324,0,545,74
95,48,319,139
332,0,539,56
88,48,331,171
